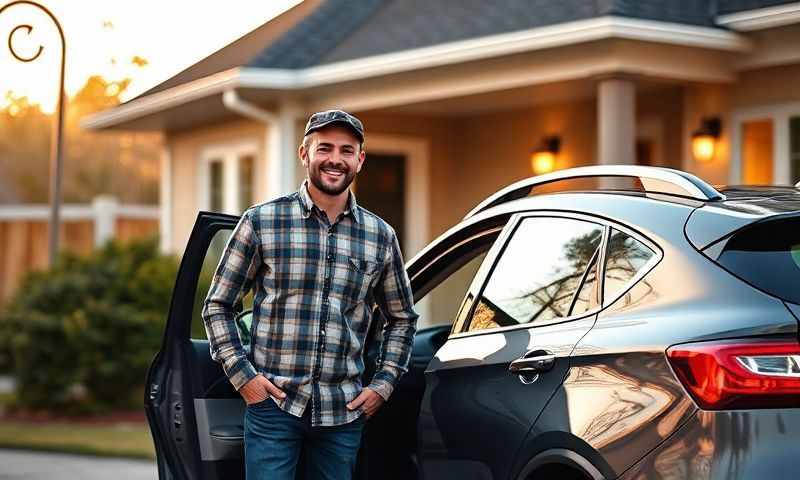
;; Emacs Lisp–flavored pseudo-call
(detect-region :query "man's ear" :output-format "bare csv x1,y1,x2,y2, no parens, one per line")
298,144,308,167
355,150,366,173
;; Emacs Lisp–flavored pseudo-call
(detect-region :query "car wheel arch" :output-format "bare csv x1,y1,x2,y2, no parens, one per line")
515,448,605,480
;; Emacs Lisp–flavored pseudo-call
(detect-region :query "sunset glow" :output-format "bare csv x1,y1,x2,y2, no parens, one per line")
0,0,300,113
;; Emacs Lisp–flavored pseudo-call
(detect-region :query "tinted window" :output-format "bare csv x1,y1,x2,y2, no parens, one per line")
467,217,603,332
192,228,254,339
603,229,656,302
717,217,800,304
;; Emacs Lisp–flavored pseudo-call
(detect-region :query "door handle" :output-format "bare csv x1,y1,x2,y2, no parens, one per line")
508,350,556,375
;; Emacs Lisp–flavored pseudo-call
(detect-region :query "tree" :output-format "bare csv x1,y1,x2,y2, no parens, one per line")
0,67,161,204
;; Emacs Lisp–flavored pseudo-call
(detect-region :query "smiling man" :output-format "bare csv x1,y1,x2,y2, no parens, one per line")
202,110,418,480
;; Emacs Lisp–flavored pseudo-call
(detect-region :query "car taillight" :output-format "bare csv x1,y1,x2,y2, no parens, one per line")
666,339,800,410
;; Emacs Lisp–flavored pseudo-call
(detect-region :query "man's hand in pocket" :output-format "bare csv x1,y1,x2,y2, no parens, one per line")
239,374,286,405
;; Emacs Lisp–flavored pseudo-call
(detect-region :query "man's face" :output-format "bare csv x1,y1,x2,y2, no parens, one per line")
300,125,365,196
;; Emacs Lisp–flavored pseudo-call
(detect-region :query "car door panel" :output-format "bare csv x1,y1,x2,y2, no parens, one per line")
420,316,595,480
418,213,607,480
146,212,243,480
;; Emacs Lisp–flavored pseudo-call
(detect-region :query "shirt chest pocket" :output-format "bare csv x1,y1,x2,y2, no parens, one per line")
333,253,381,310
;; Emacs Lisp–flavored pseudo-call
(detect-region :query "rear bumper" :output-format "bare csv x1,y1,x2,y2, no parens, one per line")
620,408,800,479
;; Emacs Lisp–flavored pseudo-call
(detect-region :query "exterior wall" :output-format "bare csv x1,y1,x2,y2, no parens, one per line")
682,63,800,185
167,118,267,254
683,83,733,184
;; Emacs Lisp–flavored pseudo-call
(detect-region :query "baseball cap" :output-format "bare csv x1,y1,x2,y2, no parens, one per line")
303,109,364,143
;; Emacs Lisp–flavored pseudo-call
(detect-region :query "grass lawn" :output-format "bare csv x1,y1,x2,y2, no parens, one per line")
0,420,155,460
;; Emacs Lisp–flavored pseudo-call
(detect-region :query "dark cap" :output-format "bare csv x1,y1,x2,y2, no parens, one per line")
303,109,364,143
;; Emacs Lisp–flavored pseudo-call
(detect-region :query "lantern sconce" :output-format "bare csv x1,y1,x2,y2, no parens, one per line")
530,136,560,175
692,117,721,163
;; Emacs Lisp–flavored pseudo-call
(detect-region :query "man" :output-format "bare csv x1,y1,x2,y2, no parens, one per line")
202,109,418,480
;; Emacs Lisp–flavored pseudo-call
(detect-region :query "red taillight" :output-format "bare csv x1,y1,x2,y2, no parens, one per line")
666,339,800,410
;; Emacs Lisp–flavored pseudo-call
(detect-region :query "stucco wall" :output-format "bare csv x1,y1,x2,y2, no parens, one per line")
680,63,800,186
167,119,267,254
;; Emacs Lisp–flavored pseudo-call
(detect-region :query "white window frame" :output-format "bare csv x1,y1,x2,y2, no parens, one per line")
731,101,800,185
198,140,260,215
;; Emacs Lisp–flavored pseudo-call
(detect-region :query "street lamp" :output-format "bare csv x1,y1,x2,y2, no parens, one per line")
1,0,66,267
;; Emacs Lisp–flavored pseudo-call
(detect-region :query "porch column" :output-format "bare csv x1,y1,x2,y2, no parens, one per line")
266,102,302,198
597,78,636,165
158,144,173,254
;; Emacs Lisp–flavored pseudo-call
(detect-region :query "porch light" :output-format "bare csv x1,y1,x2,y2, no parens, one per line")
692,117,721,163
530,136,560,175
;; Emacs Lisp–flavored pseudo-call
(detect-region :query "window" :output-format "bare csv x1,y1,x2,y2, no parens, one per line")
716,216,800,305
209,160,224,213
791,116,800,184
420,250,490,329
239,154,255,211
733,105,800,185
466,217,603,333
603,229,656,304
201,143,257,214
741,119,774,185
191,228,254,339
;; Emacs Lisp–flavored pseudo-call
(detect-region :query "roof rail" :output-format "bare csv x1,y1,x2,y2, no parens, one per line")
464,165,725,220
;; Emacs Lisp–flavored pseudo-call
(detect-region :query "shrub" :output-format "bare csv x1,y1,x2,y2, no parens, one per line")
0,236,178,412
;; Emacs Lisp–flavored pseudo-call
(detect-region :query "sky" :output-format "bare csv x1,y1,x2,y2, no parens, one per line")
0,0,301,112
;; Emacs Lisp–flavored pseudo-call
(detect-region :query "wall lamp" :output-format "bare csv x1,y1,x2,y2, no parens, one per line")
530,136,560,175
692,117,721,163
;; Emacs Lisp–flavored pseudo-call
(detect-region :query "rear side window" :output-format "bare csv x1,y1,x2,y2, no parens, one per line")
716,216,800,304
603,229,656,303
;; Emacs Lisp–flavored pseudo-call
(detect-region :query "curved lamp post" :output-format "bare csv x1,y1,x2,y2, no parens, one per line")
1,0,66,267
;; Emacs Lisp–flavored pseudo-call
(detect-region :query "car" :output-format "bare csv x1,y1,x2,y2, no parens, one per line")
145,165,800,480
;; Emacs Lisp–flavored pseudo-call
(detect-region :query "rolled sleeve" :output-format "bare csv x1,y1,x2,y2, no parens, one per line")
368,228,418,401
201,209,262,391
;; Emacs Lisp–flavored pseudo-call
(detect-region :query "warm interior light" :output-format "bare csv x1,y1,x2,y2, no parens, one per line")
531,151,555,174
692,134,716,163
691,117,722,163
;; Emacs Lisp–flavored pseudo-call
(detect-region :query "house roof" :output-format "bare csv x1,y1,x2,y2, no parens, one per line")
141,0,796,98
85,0,796,131
718,0,799,15
249,0,719,70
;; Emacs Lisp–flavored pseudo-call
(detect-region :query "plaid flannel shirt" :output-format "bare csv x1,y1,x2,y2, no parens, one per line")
202,181,418,426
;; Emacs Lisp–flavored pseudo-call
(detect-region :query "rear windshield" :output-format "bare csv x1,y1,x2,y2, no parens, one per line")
716,216,800,304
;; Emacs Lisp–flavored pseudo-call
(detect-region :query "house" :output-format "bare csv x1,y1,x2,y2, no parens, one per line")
84,0,800,260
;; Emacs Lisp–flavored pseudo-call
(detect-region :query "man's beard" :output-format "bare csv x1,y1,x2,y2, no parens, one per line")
309,162,356,196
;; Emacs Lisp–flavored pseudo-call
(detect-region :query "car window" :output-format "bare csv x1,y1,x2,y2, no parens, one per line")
419,250,490,329
603,228,656,304
191,227,253,339
466,217,603,333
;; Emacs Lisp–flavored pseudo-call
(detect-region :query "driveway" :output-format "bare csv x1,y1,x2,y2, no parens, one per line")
0,449,156,480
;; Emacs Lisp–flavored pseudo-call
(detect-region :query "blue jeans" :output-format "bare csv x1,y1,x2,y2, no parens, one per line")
244,397,365,480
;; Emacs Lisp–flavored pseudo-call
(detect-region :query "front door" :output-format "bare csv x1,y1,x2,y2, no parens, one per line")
419,214,606,480
356,153,406,254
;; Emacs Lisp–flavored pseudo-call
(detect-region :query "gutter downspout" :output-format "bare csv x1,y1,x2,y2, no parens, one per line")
222,89,298,200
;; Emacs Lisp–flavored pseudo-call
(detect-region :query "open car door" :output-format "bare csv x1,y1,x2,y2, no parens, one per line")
147,209,512,480
146,211,245,480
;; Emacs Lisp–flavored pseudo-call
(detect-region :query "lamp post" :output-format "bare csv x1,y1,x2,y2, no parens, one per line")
1,0,66,267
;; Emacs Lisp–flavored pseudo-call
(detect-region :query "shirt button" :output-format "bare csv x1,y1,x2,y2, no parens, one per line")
321,329,326,336
326,253,333,261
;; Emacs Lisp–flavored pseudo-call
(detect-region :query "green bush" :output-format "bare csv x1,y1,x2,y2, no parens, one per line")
0,236,178,412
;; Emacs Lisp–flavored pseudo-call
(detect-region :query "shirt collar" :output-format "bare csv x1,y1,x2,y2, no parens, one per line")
298,180,362,224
